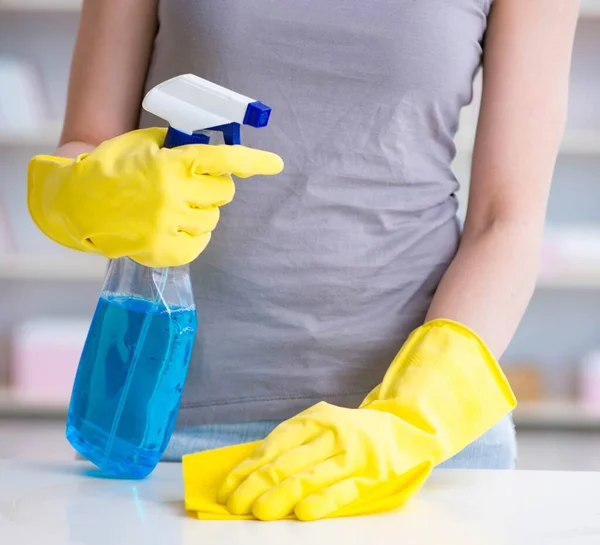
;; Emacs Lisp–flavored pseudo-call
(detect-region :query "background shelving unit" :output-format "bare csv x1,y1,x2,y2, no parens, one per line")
1,4,600,428
0,3,100,416
4,392,600,431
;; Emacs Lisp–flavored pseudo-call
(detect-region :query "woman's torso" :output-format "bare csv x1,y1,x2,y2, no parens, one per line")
140,0,491,426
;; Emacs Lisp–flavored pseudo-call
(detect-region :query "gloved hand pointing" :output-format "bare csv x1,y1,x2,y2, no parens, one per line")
28,127,283,267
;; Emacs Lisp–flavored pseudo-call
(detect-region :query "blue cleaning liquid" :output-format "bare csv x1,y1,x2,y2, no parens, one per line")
66,293,197,479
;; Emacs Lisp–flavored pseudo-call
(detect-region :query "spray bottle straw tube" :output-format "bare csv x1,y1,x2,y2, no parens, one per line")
66,75,272,479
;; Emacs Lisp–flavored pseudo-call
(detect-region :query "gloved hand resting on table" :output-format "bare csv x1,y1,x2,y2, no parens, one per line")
204,319,516,521
27,127,283,268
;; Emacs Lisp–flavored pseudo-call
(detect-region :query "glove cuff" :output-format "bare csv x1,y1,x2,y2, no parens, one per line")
27,154,95,254
360,319,517,464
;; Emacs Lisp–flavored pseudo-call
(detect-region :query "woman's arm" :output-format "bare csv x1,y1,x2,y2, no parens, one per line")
425,0,580,357
58,0,158,158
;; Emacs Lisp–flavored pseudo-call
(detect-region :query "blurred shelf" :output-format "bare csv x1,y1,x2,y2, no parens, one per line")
514,402,600,431
456,130,600,157
1,395,598,428
0,0,81,11
560,130,600,155
0,389,67,419
537,270,600,290
0,254,107,281
581,1,600,17
0,123,61,147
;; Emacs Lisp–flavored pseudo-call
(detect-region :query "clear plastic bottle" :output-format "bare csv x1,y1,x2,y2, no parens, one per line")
66,258,197,478
65,74,272,479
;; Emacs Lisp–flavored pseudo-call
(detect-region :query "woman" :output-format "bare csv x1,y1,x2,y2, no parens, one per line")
28,0,578,519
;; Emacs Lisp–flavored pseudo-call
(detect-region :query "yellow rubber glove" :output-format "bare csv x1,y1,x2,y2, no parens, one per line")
206,319,516,521
27,128,283,268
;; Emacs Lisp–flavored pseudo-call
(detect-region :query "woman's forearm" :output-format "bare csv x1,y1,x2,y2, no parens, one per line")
425,0,579,359
61,0,157,147
425,219,542,358
55,1,157,159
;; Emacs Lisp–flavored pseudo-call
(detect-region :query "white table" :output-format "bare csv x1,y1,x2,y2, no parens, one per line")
1,461,599,545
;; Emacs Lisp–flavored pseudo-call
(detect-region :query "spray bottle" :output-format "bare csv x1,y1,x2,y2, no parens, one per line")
66,75,272,479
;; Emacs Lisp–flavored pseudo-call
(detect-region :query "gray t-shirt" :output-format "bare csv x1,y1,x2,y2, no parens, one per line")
140,0,492,426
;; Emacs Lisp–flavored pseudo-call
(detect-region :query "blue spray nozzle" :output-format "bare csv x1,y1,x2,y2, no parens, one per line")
243,101,271,128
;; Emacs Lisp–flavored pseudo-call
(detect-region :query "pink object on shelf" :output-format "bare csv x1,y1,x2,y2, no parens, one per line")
11,319,89,405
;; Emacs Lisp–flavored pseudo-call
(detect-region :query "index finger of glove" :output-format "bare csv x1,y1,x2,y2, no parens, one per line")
173,145,284,178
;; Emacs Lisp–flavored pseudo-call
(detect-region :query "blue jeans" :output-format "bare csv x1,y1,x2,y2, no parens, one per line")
163,414,517,469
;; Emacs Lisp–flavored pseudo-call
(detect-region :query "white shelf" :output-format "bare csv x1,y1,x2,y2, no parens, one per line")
0,254,107,281
0,389,67,419
2,255,599,288
0,0,81,12
0,393,597,429
559,130,600,155
514,401,600,431
581,1,600,17
537,270,600,290
0,123,62,147
456,129,600,157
